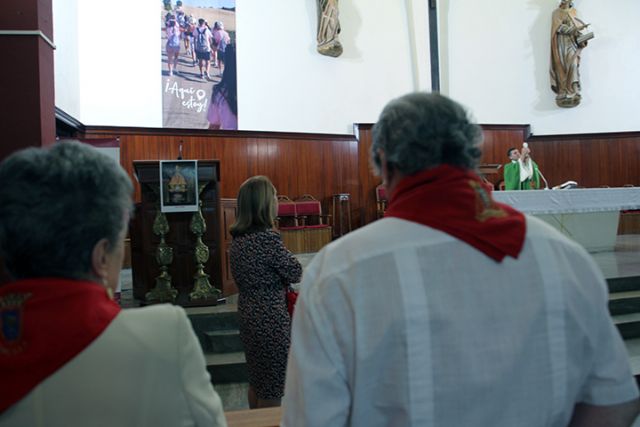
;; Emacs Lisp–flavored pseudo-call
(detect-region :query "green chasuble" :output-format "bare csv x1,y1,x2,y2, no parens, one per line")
503,161,541,190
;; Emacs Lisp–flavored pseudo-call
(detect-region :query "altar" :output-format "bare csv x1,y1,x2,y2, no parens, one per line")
493,188,640,252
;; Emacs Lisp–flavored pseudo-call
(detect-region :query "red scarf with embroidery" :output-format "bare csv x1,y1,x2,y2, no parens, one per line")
0,278,120,413
385,165,526,262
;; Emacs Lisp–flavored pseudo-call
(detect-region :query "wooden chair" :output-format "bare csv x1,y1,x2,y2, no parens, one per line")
295,194,331,226
276,195,304,253
276,195,299,228
294,194,332,252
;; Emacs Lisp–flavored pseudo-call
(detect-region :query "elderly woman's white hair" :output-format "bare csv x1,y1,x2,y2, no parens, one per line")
0,141,133,281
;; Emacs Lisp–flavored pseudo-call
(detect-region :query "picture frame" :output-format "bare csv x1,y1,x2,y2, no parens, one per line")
160,160,199,212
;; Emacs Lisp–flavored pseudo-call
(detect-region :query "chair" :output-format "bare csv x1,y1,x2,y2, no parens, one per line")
294,194,332,253
276,195,304,253
375,184,388,218
276,195,299,228
295,194,331,226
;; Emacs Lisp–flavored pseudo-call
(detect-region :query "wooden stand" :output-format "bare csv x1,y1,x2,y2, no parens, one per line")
332,193,352,238
131,160,223,306
478,164,503,189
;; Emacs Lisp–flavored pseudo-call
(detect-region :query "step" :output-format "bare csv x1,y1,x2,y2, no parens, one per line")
205,352,248,384
204,329,244,353
614,312,640,340
609,291,640,316
625,338,640,377
607,276,640,294
185,305,240,351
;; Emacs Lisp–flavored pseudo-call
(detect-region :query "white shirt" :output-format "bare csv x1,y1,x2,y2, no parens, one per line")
1,305,227,427
282,216,638,427
519,157,534,182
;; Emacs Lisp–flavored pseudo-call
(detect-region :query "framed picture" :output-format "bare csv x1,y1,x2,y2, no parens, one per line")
160,160,199,212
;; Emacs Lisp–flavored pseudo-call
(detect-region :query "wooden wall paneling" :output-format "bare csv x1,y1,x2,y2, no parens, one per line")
220,198,238,296
527,133,640,189
81,126,640,242
354,124,378,228
83,128,364,231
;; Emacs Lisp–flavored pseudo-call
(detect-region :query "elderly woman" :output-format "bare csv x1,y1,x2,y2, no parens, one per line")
229,176,302,409
0,141,227,426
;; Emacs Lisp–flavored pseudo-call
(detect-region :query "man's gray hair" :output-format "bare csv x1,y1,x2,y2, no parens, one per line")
0,141,133,280
371,92,483,176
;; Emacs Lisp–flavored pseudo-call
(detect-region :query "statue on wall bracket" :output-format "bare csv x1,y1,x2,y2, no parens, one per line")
550,0,594,108
317,0,343,57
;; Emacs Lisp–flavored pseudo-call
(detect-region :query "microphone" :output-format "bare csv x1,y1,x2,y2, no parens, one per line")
538,170,550,190
177,142,183,160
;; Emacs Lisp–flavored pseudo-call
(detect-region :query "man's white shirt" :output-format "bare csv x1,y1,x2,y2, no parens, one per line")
282,216,638,427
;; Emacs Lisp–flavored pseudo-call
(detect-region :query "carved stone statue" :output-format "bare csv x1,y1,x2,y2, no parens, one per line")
550,0,593,108
316,0,343,57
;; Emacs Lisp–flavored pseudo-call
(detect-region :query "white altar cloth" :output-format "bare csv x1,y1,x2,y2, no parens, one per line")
494,188,640,252
493,188,640,215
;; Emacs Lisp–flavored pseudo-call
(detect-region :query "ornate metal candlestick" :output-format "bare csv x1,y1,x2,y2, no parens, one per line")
145,208,178,303
189,185,220,302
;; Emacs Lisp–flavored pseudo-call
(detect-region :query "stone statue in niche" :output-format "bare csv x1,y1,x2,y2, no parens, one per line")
550,0,594,108
316,0,343,57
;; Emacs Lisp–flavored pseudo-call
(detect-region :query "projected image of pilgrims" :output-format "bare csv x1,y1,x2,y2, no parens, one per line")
161,0,237,129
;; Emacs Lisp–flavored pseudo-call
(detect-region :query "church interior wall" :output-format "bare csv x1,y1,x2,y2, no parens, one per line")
440,0,640,135
53,0,429,135
54,1,639,136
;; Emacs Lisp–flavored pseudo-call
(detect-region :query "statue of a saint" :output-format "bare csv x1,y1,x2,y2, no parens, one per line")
550,0,593,108
316,0,342,57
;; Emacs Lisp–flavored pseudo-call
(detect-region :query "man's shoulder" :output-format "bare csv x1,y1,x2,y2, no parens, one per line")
114,304,185,337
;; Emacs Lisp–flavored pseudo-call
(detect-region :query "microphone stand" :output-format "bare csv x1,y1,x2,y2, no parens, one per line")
538,170,550,190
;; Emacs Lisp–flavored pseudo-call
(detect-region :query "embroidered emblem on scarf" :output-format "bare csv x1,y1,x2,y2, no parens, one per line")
0,293,31,355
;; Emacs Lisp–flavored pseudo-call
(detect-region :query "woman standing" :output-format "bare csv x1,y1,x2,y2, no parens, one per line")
165,15,181,77
0,141,226,426
229,176,302,409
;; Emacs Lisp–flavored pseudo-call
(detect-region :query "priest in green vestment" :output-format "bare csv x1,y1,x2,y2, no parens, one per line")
504,146,541,190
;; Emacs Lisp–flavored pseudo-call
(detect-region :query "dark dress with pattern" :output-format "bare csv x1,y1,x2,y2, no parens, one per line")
229,229,302,400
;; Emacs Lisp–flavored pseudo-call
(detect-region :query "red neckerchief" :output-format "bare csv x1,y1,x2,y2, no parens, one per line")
0,278,121,412
385,165,526,262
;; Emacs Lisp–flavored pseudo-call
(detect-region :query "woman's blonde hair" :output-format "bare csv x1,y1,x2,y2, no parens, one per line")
230,176,277,236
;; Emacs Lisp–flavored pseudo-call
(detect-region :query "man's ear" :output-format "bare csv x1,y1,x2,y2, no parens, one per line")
91,238,110,283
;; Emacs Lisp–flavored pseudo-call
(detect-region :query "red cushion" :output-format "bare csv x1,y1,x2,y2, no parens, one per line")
304,224,331,229
278,226,305,231
296,201,321,215
277,203,297,216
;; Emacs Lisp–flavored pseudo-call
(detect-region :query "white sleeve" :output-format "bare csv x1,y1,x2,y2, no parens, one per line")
282,267,351,427
576,259,639,405
580,308,639,404
176,307,228,427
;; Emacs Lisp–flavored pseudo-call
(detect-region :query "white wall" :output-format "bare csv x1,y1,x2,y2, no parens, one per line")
53,0,430,134
440,0,640,135
53,0,80,118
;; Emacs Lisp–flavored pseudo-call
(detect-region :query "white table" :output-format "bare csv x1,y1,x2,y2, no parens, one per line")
494,188,640,252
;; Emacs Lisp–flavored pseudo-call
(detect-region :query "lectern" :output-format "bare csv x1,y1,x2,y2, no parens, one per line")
131,160,223,306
